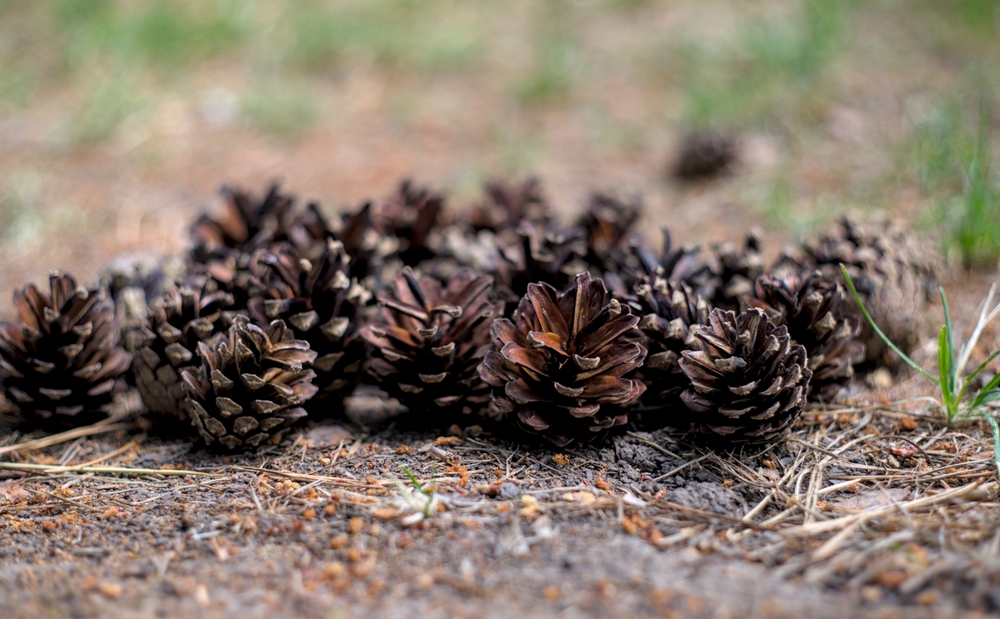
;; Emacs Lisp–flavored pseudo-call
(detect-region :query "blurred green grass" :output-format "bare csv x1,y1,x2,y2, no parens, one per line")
0,0,998,263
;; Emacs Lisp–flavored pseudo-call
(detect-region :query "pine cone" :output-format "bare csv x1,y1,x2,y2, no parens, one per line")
579,190,642,274
706,232,764,310
0,272,132,429
490,221,588,312
680,308,811,444
249,239,371,407
479,272,647,446
180,317,316,451
634,228,714,289
376,180,446,267
746,272,864,401
775,216,940,366
470,178,549,234
633,278,711,408
131,276,235,422
189,184,298,307
673,132,738,180
361,267,502,422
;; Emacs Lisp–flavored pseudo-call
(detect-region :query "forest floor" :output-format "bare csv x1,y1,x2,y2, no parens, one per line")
2,1,1000,617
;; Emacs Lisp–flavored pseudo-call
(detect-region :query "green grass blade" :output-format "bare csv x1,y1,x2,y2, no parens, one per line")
977,411,1000,477
969,372,1000,411
938,326,954,418
958,349,1000,404
840,265,939,385
401,466,424,494
940,287,956,395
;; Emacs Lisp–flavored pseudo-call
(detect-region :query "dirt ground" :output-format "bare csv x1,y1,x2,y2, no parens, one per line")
2,1,1000,617
0,418,994,619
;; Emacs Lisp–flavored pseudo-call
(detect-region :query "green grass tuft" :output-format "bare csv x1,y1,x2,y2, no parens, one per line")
910,89,1000,269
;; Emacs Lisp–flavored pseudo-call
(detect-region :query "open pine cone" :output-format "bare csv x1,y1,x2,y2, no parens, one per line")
680,308,811,444
706,232,764,311
746,272,864,401
376,180,446,267
0,272,132,429
181,316,316,451
188,184,299,307
249,239,371,408
130,276,236,422
633,278,710,410
361,267,502,423
774,216,940,367
470,178,549,235
578,190,644,284
479,272,647,446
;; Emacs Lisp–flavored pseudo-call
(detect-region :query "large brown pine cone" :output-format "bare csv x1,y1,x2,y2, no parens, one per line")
679,308,811,444
249,239,371,407
130,276,236,422
746,272,864,401
0,272,132,429
180,316,316,451
361,267,502,422
479,272,647,446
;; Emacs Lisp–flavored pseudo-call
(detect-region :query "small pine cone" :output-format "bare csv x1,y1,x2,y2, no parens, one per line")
633,278,711,408
180,317,317,451
471,178,549,235
680,308,812,444
706,232,764,310
635,228,715,290
377,180,446,267
746,272,864,401
776,216,940,366
131,276,235,422
490,220,588,312
293,201,397,289
188,184,298,307
673,132,739,180
249,240,371,406
479,272,647,446
578,190,643,277
361,267,502,422
0,272,132,429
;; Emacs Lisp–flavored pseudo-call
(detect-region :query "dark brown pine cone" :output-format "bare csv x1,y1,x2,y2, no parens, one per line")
249,239,371,408
489,220,588,313
361,267,502,423
706,231,765,311
180,316,316,451
633,277,711,409
376,180,446,267
130,276,236,423
478,272,647,446
672,132,739,180
679,308,812,444
745,272,864,401
0,272,132,430
188,183,299,307
578,190,643,277
774,216,940,367
470,178,549,235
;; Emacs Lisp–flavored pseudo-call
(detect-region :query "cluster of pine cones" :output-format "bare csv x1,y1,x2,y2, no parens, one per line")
0,180,939,450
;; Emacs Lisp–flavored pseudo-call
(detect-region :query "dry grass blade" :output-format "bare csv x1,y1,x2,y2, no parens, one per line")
0,420,137,457
0,462,214,477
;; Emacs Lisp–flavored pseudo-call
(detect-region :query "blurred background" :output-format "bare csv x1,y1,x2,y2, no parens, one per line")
0,0,998,304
